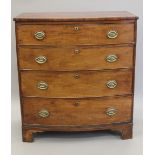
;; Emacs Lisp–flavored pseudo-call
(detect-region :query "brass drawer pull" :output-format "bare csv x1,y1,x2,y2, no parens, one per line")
38,109,49,118
37,81,48,90
74,73,80,79
35,56,47,64
74,26,79,31
106,107,117,116
34,31,45,40
74,49,80,54
106,80,117,89
106,54,118,63
107,30,118,39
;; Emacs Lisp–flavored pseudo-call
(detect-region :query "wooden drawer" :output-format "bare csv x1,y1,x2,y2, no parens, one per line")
21,70,132,98
16,23,134,45
22,96,132,126
18,46,133,71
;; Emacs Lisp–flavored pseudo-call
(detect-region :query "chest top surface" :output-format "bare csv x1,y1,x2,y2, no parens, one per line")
13,11,138,22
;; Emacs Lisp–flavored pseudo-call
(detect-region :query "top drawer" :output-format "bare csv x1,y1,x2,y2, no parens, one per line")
16,23,135,45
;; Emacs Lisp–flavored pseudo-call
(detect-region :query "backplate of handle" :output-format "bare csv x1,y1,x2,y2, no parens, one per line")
35,56,47,64
38,109,49,118
106,107,117,116
107,30,118,39
106,80,117,89
37,81,48,90
34,31,45,40
106,54,118,63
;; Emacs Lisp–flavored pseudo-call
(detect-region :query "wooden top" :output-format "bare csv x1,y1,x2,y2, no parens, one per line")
14,11,138,22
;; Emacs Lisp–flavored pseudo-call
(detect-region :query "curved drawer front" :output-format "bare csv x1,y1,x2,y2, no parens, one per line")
18,46,133,71
17,23,134,45
23,96,132,126
21,70,132,98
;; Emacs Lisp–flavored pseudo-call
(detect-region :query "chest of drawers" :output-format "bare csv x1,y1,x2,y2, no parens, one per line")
14,11,138,142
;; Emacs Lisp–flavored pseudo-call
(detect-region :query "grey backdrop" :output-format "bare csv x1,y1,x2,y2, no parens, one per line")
12,1,143,155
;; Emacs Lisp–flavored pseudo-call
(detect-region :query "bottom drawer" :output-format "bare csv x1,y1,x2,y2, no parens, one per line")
22,96,132,126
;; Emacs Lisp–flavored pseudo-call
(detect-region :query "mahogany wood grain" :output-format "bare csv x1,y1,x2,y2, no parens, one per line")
13,11,138,22
18,45,134,71
16,23,134,46
20,70,132,98
22,96,132,126
14,11,138,142
22,123,133,142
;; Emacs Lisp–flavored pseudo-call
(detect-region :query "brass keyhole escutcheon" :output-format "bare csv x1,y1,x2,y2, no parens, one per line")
74,49,80,54
74,73,80,79
74,26,79,31
74,101,80,106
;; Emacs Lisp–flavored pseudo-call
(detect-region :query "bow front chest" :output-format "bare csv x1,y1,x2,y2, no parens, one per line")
14,12,138,142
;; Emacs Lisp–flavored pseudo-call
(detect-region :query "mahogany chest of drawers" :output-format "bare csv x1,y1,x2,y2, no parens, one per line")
14,11,138,142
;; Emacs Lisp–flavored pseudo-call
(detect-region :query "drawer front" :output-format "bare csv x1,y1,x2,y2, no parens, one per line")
22,96,132,126
18,46,133,71
17,23,134,45
21,70,132,98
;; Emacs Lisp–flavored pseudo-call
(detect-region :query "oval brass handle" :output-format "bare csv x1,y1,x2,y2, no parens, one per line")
107,30,118,39
38,109,49,118
106,80,117,89
74,73,80,79
35,56,47,64
106,54,118,63
37,81,48,90
106,107,117,116
74,26,79,31
34,31,45,40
